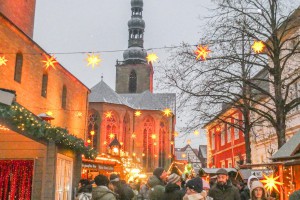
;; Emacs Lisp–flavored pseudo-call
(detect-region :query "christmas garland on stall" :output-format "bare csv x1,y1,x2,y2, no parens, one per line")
0,102,97,159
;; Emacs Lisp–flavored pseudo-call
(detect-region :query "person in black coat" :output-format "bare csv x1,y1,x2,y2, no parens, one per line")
162,173,184,200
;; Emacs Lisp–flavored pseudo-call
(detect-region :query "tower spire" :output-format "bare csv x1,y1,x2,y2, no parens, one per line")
123,0,147,64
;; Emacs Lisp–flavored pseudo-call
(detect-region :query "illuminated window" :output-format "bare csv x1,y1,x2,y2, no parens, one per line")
143,117,154,171
62,85,67,109
129,70,137,93
41,73,48,97
105,113,118,142
88,110,99,149
14,53,23,83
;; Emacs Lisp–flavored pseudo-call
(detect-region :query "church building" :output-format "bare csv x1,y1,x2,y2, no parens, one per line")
88,0,176,172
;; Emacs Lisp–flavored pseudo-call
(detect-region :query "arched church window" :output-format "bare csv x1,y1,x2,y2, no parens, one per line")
129,70,137,93
143,117,154,171
123,113,130,152
105,112,118,143
159,120,168,167
88,110,100,149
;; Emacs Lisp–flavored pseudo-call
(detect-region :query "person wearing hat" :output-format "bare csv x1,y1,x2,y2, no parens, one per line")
207,168,240,200
75,179,92,200
153,167,168,185
250,180,270,200
109,174,134,200
162,173,184,200
183,177,207,200
92,174,117,200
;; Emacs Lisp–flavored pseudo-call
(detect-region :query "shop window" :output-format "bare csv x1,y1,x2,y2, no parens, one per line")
55,154,73,200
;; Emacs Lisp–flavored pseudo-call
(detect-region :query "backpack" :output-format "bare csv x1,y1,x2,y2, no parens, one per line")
77,192,92,200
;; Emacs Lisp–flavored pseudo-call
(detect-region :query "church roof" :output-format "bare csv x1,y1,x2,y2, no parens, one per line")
89,80,176,112
89,80,127,105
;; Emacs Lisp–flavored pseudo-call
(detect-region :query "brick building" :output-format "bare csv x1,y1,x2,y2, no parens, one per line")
0,1,94,199
204,109,246,168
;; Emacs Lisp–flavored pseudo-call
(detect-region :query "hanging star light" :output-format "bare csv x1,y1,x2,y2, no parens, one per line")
109,133,115,139
187,139,191,144
105,111,112,119
194,130,200,135
0,56,8,66
42,55,57,70
163,108,172,117
252,41,265,53
194,45,211,61
174,131,179,137
261,173,283,193
131,133,136,139
146,53,158,64
86,53,101,68
135,111,142,117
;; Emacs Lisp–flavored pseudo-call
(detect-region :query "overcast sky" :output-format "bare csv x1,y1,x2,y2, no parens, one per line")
33,0,214,148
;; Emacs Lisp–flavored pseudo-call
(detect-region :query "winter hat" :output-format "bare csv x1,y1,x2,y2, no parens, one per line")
147,175,162,188
167,173,181,184
153,167,165,179
216,168,228,175
250,180,267,198
186,177,203,193
247,175,259,189
110,173,120,182
94,174,109,186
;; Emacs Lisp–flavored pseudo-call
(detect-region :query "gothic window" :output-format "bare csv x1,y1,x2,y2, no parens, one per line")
159,121,167,167
14,53,23,83
105,112,118,143
88,111,99,149
123,113,130,152
129,70,137,93
41,73,48,97
62,85,67,109
143,117,154,171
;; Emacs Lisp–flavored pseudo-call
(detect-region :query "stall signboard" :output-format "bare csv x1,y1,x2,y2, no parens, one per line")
82,163,114,171
251,170,273,178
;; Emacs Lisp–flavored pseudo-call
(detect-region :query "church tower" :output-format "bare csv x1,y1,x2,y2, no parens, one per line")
115,0,153,94
0,0,36,38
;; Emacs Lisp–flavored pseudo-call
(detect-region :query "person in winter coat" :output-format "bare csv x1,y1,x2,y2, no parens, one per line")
139,182,150,200
92,174,118,200
147,175,165,200
250,180,269,200
207,168,241,200
183,177,207,200
240,175,259,200
153,167,168,185
289,189,300,200
162,173,184,200
76,179,92,200
110,174,134,200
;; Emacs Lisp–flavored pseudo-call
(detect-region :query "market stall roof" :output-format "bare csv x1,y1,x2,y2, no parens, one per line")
200,168,237,175
237,169,273,180
271,132,300,161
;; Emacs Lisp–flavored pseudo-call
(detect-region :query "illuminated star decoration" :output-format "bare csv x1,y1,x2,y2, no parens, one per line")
252,41,265,53
105,111,112,119
86,53,101,69
131,133,136,139
194,45,211,61
174,131,179,137
187,139,191,144
261,173,283,193
163,108,172,117
0,56,8,66
135,111,142,117
194,130,200,135
42,55,57,70
109,133,115,139
146,53,158,64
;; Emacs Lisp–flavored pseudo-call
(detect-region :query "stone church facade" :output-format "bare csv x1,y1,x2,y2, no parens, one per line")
88,0,176,172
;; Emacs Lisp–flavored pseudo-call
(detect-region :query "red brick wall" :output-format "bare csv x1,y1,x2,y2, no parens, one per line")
0,16,89,140
0,0,36,38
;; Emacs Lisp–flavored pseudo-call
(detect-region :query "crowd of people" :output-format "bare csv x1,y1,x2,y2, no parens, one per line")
75,168,300,200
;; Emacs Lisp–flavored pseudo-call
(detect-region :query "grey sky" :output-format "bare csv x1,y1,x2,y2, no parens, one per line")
33,0,214,148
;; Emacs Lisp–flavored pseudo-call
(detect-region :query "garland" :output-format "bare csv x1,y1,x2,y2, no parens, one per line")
0,103,97,159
